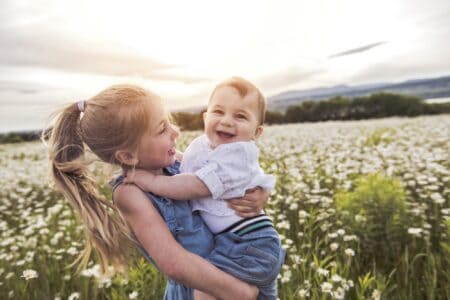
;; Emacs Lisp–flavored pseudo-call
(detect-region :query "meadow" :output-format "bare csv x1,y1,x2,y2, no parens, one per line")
0,115,449,300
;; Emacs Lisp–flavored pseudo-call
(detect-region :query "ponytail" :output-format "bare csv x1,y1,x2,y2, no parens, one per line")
48,102,134,273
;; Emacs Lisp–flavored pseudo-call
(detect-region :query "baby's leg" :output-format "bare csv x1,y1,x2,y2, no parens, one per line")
193,289,218,300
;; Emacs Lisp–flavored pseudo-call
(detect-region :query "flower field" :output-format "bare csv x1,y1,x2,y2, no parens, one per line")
0,115,449,299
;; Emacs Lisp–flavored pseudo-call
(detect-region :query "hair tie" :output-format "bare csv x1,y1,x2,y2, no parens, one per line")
77,100,85,112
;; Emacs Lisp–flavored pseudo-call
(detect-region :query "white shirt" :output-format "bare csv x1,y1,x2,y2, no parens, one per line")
180,134,276,233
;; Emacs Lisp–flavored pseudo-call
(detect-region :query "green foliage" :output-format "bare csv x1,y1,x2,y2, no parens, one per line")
0,130,43,144
335,173,409,270
441,219,450,297
265,110,285,124
281,93,449,124
351,93,424,118
0,133,25,144
171,111,204,131
364,128,395,146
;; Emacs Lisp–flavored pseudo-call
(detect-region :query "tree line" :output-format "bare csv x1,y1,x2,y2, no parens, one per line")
1,93,449,143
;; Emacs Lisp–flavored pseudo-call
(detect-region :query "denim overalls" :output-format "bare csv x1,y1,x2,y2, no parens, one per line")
111,161,214,299
111,161,285,300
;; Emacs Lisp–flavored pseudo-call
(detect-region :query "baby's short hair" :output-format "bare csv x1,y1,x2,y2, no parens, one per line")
210,77,266,125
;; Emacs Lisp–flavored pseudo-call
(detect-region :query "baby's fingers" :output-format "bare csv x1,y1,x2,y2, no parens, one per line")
229,203,260,218
228,198,256,208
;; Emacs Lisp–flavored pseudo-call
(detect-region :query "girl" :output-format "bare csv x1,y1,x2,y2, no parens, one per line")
48,84,269,299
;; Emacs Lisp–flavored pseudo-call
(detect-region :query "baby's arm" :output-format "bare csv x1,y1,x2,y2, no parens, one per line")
114,184,258,299
124,169,211,200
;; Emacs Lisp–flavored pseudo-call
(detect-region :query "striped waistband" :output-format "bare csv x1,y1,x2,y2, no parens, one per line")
218,214,274,236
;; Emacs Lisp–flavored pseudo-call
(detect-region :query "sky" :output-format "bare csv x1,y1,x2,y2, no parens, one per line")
1,0,450,132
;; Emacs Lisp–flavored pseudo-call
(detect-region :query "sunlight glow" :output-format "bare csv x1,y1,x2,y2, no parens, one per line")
2,0,449,131
92,0,264,70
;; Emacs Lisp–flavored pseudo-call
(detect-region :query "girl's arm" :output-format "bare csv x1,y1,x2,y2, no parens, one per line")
114,184,258,300
124,170,210,200
124,171,271,216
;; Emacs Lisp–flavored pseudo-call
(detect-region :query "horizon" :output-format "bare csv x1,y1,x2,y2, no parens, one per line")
2,78,450,134
1,73,450,134
1,0,450,132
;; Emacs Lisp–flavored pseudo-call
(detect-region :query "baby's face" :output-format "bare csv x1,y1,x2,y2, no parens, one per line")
204,86,263,149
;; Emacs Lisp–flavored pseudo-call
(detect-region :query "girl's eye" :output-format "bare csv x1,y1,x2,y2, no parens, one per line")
212,110,223,114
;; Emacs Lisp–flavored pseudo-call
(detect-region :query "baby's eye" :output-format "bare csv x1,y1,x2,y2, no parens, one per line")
236,114,247,120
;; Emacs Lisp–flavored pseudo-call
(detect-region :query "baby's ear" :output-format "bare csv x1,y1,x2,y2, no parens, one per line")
254,126,264,139
115,150,139,166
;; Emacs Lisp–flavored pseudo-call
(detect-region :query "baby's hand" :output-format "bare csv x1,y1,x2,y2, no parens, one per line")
228,187,269,218
123,169,156,192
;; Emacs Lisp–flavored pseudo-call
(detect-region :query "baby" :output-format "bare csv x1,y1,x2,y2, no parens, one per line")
127,77,284,299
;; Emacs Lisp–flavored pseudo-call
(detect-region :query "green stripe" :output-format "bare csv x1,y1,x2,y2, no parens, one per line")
236,221,273,236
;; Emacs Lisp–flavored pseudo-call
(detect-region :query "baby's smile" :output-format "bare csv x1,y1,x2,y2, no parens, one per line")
216,130,236,140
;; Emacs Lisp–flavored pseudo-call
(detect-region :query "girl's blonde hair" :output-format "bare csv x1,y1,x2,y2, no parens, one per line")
48,84,158,272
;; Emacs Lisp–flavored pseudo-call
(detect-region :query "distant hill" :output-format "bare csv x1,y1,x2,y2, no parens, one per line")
267,75,450,111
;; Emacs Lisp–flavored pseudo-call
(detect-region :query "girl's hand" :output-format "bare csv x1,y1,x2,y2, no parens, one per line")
123,169,156,192
227,187,269,218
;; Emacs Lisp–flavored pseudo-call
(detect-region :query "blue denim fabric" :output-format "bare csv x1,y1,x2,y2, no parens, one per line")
111,161,285,299
111,161,214,300
164,279,194,300
207,226,286,300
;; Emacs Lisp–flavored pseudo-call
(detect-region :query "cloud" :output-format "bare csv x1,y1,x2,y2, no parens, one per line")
328,41,388,59
255,67,326,93
0,80,51,94
0,78,78,96
0,22,208,84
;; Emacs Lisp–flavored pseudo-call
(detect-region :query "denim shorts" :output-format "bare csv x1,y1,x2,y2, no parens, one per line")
164,280,193,300
207,226,286,300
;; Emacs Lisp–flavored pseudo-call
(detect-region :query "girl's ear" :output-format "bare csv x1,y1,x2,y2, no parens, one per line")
115,150,139,166
254,126,264,139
